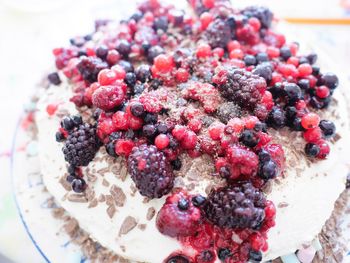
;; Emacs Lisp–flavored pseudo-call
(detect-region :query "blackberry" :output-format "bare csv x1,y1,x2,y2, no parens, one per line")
62,123,100,167
267,107,286,129
239,129,260,148
215,68,266,110
216,102,241,124
252,63,273,82
242,6,273,28
128,144,174,198
203,19,233,48
204,183,266,229
48,72,61,85
319,120,336,138
305,143,320,157
61,115,83,131
77,57,108,83
249,250,263,262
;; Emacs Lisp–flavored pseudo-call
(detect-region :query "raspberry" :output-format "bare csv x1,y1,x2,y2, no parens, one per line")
242,6,273,29
208,122,225,140
175,68,190,83
139,94,163,113
115,139,134,156
204,183,266,229
203,19,233,48
77,57,108,83
225,144,259,179
62,122,100,167
128,144,174,198
92,83,126,111
213,68,266,111
156,191,201,237
112,111,129,130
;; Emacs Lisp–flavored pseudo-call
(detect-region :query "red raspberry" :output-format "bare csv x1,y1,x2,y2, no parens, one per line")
85,82,100,105
97,116,117,141
244,116,259,129
208,122,225,140
188,118,202,133
175,68,190,83
303,127,322,143
97,69,118,85
128,114,143,130
227,40,241,52
114,139,135,156
301,113,320,129
226,144,259,179
156,191,201,237
227,118,245,133
200,136,220,155
155,134,170,150
92,83,126,111
112,111,129,130
139,94,162,113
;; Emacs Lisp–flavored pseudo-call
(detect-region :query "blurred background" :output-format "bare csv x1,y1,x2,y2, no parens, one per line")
0,0,349,262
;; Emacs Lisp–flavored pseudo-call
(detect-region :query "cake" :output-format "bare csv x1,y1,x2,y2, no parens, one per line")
33,0,350,262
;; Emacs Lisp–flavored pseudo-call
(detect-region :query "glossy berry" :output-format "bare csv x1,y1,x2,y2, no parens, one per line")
125,72,137,87
128,145,174,198
191,195,206,207
284,83,302,104
156,191,201,237
154,54,173,73
239,129,260,148
249,250,263,262
280,46,292,60
259,160,278,180
267,107,286,129
48,72,61,85
155,134,170,150
71,178,87,193
166,254,190,263
298,63,312,77
316,140,330,159
135,64,151,83
320,72,338,89
319,120,336,138
116,39,131,57
301,113,320,130
130,102,145,117
95,45,109,60
217,248,231,261
303,127,322,143
315,85,330,99
304,143,320,157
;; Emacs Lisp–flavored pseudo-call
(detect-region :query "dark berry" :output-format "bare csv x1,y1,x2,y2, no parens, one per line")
346,174,350,189
153,16,168,31
147,45,165,63
144,113,158,124
150,78,163,90
130,11,143,22
284,83,302,104
141,41,151,53
254,122,267,132
269,82,285,98
280,46,292,60
204,183,266,229
106,141,117,157
157,123,168,134
312,66,320,76
191,195,206,207
156,191,201,237
307,53,318,65
216,102,241,124
267,107,286,129
133,83,145,95
196,250,214,263
166,255,190,263
96,45,109,60
128,145,174,198
55,131,65,142
305,143,320,157
256,52,269,63
285,106,297,121
320,72,339,89
130,102,145,117
135,64,151,83
203,19,233,48
214,68,266,111
259,160,278,179
143,124,157,138
71,178,87,193
48,72,61,85
171,158,182,170
218,248,231,261
125,72,136,87
299,57,308,64
298,79,310,90
77,57,108,83
62,123,100,166
242,6,273,28
109,131,123,141
244,55,257,66
66,175,76,183
118,60,134,72
239,129,260,148
249,250,263,262
258,149,271,162
61,116,75,130
310,96,331,109
116,39,131,57
319,120,336,138
292,117,304,131
252,63,273,82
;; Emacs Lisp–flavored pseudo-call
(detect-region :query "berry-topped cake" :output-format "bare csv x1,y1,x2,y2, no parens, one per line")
33,0,350,262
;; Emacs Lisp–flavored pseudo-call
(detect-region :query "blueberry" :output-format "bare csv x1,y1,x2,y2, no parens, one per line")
259,160,278,179
143,124,157,138
130,10,143,22
320,72,339,89
116,39,131,57
307,52,318,65
267,107,286,129
244,55,257,66
218,248,231,260
292,117,304,131
177,198,189,210
66,175,76,183
284,83,302,104
141,41,151,53
157,123,168,134
55,131,65,142
269,82,285,98
48,72,61,85
133,83,144,95
249,250,263,262
144,113,158,124
135,64,151,83
147,45,165,63
130,102,145,117
299,57,308,64
166,255,190,263
285,106,297,121
298,79,310,90
109,131,123,141
191,195,206,207
319,120,336,138
310,96,331,109
280,46,291,60
305,143,320,157
96,45,109,60
71,178,87,193
125,72,136,87
312,65,320,76
118,60,134,72
256,52,269,63
252,63,272,82
239,129,260,148
153,16,168,31
172,10,184,26
105,141,117,157
150,78,163,90
254,122,267,132
258,150,271,162
171,158,182,170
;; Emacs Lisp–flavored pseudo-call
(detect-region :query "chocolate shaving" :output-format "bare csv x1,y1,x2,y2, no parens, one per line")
119,216,137,236
110,185,126,207
138,224,147,231
88,198,98,208
102,178,110,187
107,205,116,219
67,193,88,203
59,175,71,191
146,207,156,221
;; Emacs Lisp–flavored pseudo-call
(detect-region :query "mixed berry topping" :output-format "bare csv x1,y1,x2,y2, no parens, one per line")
50,0,341,261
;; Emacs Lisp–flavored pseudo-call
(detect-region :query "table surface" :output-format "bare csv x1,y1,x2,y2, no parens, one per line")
0,0,349,262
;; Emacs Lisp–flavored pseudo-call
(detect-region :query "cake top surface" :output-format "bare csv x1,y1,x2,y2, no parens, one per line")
38,0,349,262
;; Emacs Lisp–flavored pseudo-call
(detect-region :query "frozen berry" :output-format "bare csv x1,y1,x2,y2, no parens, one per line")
239,129,260,148
155,134,170,149
304,127,322,143
48,72,61,85
135,64,151,83
166,254,190,263
259,160,278,179
116,39,131,57
71,178,87,193
244,55,257,66
301,113,320,130
191,195,206,207
320,72,338,89
249,250,263,262
130,102,145,117
284,83,302,104
96,45,109,60
92,84,126,111
304,143,320,157
171,158,182,171
216,102,241,123
128,145,174,198
203,19,233,48
319,120,336,138
243,6,273,28
77,57,108,83
252,63,273,82
267,107,286,129
125,72,137,87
